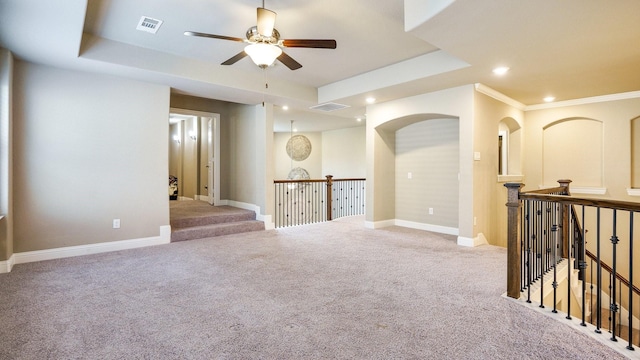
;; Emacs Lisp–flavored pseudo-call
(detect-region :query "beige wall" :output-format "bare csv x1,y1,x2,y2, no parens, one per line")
13,61,170,252
367,85,475,243
395,118,459,228
274,131,322,179
227,103,274,216
0,49,13,262
473,92,524,247
524,96,640,197
322,126,366,178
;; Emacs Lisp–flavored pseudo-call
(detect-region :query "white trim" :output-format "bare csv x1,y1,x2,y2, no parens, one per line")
571,187,606,195
627,188,640,196
497,175,524,183
474,83,526,110
9,226,171,269
457,233,488,247
0,254,15,274
226,200,260,213
225,200,274,230
539,185,606,195
525,90,640,111
261,214,275,230
364,219,395,229
395,219,459,235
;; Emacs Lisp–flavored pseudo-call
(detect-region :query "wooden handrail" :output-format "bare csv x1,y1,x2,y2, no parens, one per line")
525,186,568,195
520,193,640,213
585,249,640,296
274,177,366,184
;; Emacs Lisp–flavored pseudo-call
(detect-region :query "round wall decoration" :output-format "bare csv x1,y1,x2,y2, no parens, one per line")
286,134,312,161
287,167,310,180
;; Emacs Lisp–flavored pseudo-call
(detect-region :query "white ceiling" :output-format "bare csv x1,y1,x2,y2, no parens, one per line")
2,0,639,132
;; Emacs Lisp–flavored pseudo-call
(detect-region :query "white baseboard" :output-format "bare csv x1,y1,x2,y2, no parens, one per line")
225,200,275,230
0,254,15,274
395,220,459,235
365,219,460,238
1,225,171,273
457,233,488,247
364,219,395,229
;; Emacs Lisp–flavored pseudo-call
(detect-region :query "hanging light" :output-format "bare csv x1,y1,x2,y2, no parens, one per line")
244,43,282,68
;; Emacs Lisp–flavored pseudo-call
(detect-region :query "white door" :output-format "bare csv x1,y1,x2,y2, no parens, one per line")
207,118,214,205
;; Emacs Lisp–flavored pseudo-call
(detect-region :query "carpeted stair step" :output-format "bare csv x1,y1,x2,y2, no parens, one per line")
170,209,256,228
171,220,265,242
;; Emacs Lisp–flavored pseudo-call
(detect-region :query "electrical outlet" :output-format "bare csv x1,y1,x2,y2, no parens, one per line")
428,208,434,215
408,172,412,179
113,219,120,229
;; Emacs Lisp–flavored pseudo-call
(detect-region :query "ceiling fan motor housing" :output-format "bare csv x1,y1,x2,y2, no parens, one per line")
246,26,280,44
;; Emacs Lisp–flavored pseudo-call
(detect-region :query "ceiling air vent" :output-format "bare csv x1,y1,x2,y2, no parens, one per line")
309,102,350,112
136,16,163,34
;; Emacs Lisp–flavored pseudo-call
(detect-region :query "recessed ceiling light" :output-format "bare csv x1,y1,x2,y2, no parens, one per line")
544,96,556,102
293,128,298,132
492,66,510,75
282,105,289,110
366,97,376,104
356,117,362,122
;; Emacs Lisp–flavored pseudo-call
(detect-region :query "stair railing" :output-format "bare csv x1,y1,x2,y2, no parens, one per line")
273,176,365,228
506,179,640,351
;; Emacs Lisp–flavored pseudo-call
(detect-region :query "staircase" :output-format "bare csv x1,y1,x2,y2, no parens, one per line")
170,201,265,242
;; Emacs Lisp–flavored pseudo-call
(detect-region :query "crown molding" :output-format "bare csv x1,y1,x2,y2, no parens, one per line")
525,90,640,111
474,84,526,110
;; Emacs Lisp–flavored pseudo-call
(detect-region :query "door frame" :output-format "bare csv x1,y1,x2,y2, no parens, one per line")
169,108,221,205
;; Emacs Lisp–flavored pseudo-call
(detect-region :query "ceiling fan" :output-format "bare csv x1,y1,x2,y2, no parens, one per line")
184,2,337,70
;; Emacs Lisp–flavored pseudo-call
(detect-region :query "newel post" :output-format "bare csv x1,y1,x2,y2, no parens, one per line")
557,179,572,259
325,175,333,221
505,182,524,299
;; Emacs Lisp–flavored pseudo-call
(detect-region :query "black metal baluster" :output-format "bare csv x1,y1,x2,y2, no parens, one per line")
526,200,532,303
566,205,573,320
539,201,545,308
590,257,594,325
611,209,619,342
521,202,526,292
552,220,558,313
629,211,635,350
596,207,602,333
581,205,587,327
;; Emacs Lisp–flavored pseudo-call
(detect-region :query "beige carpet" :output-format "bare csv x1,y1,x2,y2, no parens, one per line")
0,216,627,359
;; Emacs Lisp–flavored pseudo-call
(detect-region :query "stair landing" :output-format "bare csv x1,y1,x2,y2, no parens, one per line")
170,201,265,242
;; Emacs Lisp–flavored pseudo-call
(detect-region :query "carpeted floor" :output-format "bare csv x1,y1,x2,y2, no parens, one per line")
0,216,629,359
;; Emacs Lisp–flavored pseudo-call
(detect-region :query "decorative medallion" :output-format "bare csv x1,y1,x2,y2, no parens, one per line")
286,134,312,161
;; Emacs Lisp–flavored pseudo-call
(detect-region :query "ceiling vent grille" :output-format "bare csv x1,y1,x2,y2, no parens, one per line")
136,16,163,34
309,102,350,112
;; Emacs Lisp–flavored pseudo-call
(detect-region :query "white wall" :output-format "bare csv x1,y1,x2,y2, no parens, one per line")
13,61,170,252
322,126,366,178
274,131,322,179
0,49,13,261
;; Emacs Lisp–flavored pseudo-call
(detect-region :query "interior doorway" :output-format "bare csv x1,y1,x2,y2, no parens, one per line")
169,109,220,205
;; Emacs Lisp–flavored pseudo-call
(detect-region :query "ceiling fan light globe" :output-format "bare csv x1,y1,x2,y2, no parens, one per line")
245,43,282,67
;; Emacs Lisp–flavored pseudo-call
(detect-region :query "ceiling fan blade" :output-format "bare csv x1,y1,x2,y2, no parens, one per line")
277,52,302,70
184,31,245,43
282,39,337,49
257,8,276,37
221,51,248,65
